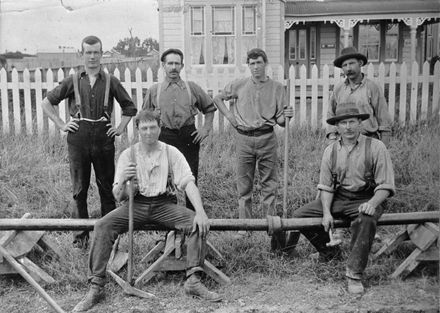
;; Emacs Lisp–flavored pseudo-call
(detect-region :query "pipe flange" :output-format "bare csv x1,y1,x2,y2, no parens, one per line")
266,215,282,236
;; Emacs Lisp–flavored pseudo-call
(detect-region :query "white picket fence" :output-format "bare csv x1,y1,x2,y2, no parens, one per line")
0,61,439,138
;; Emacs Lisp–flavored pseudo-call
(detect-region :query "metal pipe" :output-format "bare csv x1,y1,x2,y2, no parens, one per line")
0,212,437,231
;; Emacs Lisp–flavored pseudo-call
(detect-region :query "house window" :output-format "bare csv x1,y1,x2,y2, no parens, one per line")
241,5,257,63
359,24,380,62
298,29,307,60
385,23,399,61
288,30,296,60
310,27,317,60
212,6,235,65
426,24,434,61
190,6,205,65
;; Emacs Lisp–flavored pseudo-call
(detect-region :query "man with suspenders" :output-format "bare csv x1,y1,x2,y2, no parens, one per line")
291,103,395,294
142,48,216,210
41,35,137,248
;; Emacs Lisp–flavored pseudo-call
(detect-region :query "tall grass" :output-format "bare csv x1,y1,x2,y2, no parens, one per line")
0,121,438,299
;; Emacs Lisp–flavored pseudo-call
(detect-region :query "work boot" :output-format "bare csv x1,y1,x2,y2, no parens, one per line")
72,284,105,312
347,277,364,294
184,274,222,302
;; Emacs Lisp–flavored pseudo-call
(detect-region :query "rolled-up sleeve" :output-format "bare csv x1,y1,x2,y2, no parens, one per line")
325,90,338,137
317,144,336,193
46,76,74,106
168,146,195,190
113,148,130,186
111,77,137,116
189,82,216,114
141,84,156,110
372,141,395,196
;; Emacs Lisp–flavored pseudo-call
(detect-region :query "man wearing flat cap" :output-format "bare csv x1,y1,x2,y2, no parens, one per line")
142,48,215,210
327,47,392,146
291,102,395,294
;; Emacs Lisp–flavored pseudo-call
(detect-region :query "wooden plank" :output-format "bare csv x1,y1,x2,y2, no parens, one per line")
310,65,318,128
134,243,175,286
0,213,33,262
416,244,439,262
5,230,45,258
18,257,56,285
433,61,440,116
321,65,329,129
37,234,63,260
46,69,56,136
108,251,128,273
372,228,409,260
390,247,423,279
299,65,307,126
203,260,231,285
140,241,165,264
0,259,17,274
153,257,186,272
407,224,437,251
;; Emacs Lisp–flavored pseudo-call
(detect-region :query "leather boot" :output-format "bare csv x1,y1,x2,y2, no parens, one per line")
347,277,364,294
184,274,222,302
72,284,105,312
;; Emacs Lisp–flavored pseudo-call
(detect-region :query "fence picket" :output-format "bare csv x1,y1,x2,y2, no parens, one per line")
311,65,318,128
388,63,396,121
0,62,439,136
410,62,419,123
46,69,55,136
57,68,66,137
35,69,43,134
23,69,33,135
399,63,408,123
299,65,307,126
420,61,429,120
0,68,10,134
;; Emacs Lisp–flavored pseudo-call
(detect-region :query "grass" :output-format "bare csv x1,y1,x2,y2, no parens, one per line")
0,121,439,312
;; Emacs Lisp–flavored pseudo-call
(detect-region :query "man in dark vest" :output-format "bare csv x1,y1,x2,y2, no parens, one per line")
41,35,137,248
292,103,395,294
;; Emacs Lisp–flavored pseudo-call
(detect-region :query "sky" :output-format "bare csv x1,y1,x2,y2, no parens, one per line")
0,0,159,54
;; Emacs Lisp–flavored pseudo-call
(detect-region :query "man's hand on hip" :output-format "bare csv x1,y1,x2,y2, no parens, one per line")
106,123,121,138
62,120,79,133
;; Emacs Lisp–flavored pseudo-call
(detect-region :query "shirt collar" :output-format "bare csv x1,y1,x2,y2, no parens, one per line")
78,68,106,80
163,76,184,89
250,76,269,84
344,73,366,86
337,133,365,150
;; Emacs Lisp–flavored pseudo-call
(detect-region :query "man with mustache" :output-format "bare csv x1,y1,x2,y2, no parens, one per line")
327,47,392,146
213,48,293,238
142,49,215,211
292,103,395,294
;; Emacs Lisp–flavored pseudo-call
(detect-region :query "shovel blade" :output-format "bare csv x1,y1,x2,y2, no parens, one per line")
107,270,156,299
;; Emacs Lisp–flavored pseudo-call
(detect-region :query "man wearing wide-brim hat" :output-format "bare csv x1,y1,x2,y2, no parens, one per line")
327,47,392,146
291,102,395,294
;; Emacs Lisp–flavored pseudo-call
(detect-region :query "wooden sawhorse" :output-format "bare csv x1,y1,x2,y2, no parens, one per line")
372,222,439,279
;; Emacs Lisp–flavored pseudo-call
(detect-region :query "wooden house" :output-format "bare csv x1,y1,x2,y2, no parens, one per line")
157,0,440,77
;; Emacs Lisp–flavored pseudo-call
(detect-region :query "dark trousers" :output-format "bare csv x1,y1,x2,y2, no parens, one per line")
159,124,200,211
67,120,116,243
88,194,204,287
293,188,384,279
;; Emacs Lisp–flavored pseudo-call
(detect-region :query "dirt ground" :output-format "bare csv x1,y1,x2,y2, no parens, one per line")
1,272,438,313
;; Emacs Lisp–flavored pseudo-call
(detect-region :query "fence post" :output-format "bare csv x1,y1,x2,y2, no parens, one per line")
433,61,440,117
12,69,21,135
420,61,429,120
46,69,56,137
321,64,330,129
388,63,396,122
310,65,318,128
410,61,419,124
23,69,33,135
399,63,408,124
299,65,307,126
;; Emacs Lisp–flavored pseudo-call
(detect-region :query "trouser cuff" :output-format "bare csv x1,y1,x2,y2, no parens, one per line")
89,276,106,287
186,266,203,277
345,267,362,280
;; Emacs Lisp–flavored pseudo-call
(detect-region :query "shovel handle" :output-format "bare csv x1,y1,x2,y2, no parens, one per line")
127,180,134,285
282,79,291,218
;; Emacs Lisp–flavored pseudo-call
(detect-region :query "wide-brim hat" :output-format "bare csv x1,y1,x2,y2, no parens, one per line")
333,47,368,68
326,103,370,125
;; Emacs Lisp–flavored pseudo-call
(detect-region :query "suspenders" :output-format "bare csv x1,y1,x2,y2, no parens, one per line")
72,72,111,119
155,80,192,113
330,137,374,191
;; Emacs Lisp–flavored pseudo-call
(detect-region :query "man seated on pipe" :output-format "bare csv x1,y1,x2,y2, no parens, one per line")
73,110,222,312
290,102,395,294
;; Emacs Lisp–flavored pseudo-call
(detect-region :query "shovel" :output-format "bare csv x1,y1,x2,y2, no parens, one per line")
107,144,155,299
270,80,300,253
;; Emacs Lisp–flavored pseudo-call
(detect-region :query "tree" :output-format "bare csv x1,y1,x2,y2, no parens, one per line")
113,29,159,57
